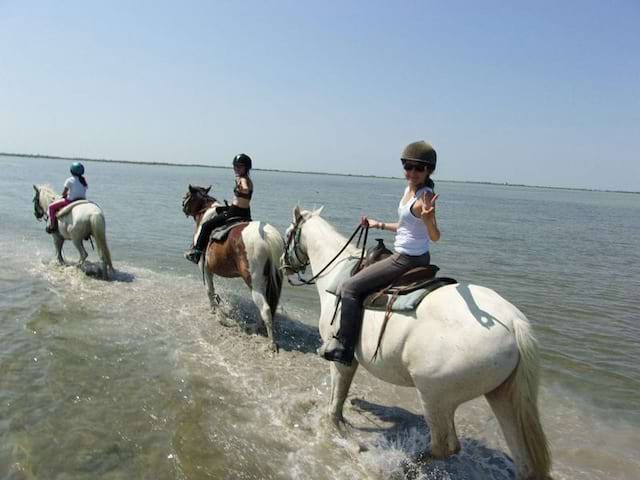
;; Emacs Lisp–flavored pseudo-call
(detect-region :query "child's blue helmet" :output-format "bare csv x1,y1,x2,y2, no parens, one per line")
70,162,85,176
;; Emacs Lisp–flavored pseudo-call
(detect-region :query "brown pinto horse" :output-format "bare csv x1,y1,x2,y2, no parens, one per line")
182,185,284,352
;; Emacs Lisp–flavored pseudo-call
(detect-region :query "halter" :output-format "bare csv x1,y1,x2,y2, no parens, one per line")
282,214,369,286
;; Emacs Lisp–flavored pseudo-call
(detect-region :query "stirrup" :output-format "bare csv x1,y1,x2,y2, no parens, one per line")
45,225,57,234
184,248,202,264
318,336,354,366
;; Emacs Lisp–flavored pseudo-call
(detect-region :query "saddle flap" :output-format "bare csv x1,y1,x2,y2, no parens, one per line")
57,200,91,217
209,219,250,242
364,276,458,312
389,265,440,291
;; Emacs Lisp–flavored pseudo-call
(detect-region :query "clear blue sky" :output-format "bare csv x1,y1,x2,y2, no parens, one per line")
1,1,638,191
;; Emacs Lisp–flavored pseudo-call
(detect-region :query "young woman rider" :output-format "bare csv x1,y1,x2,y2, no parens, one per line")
46,162,88,233
319,141,441,365
184,153,253,264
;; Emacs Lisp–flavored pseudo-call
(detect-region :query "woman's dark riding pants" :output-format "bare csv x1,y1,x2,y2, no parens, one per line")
194,206,251,251
337,251,431,351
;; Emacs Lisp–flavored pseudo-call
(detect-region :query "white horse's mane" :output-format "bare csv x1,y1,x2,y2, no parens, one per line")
36,184,59,203
300,206,360,257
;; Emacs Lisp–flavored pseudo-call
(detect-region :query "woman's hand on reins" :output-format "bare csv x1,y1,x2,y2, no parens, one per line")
361,216,381,229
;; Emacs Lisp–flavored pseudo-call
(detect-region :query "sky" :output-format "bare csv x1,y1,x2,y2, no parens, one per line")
1,0,638,191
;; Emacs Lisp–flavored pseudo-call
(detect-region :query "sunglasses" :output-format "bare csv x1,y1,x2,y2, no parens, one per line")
402,162,426,172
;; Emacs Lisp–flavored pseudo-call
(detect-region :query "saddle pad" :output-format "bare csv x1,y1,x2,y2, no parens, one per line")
57,200,91,217
325,257,363,296
209,220,250,242
363,277,458,312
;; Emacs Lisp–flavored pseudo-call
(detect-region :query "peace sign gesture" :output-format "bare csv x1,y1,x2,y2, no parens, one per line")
420,191,439,218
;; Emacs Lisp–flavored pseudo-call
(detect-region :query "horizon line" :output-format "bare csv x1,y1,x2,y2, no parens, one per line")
1,151,638,195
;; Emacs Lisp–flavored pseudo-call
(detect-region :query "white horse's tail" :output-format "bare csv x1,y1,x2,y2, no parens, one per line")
262,226,284,316
495,316,551,479
90,213,114,279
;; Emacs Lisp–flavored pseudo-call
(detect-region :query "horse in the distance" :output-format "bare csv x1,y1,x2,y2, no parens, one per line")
182,185,284,352
282,207,551,480
33,184,114,280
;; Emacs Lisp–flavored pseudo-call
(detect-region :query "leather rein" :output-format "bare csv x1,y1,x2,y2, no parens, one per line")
283,218,370,286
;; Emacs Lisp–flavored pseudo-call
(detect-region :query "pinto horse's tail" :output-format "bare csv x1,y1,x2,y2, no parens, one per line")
90,213,114,279
487,315,551,480
262,225,284,316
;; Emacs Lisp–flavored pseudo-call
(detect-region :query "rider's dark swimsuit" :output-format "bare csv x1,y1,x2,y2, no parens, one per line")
185,177,252,262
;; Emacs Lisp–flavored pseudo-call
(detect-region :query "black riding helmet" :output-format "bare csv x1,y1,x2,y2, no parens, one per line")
401,141,436,172
232,153,252,170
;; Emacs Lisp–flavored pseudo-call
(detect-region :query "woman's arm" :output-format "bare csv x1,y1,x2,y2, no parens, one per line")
235,177,252,195
415,192,440,241
361,216,398,233
61,187,69,198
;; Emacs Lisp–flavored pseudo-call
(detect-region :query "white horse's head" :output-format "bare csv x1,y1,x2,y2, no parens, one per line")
32,184,57,221
282,205,324,274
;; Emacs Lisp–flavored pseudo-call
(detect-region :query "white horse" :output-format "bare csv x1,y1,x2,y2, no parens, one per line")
182,185,285,352
283,207,551,480
33,185,114,279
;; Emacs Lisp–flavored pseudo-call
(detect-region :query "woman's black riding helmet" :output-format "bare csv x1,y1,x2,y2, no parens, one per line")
233,153,252,170
401,141,436,172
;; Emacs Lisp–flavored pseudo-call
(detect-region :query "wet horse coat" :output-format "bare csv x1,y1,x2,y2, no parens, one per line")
32,184,114,279
283,207,551,480
182,185,284,352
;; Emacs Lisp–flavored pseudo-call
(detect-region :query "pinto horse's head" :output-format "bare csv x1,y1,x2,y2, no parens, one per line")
182,184,217,217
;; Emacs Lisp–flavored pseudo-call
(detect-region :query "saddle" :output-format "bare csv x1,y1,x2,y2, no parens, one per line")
208,218,250,243
57,200,91,217
363,268,457,311
325,239,457,313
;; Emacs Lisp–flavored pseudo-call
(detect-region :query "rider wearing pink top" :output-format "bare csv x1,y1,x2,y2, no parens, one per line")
46,162,88,233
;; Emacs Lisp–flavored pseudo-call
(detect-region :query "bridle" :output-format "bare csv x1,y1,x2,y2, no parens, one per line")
282,214,369,286
182,189,218,222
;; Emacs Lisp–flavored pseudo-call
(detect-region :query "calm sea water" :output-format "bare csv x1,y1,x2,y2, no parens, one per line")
1,155,639,479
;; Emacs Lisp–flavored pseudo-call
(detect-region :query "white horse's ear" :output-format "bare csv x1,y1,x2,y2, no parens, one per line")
293,205,302,223
313,206,325,216
33,184,39,192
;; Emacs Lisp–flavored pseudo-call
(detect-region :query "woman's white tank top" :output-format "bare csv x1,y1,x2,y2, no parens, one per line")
393,186,432,256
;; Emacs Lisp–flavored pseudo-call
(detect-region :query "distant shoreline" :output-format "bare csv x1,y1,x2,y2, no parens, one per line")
2,151,638,195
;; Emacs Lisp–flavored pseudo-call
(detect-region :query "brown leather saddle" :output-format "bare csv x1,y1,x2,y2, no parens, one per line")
353,240,456,310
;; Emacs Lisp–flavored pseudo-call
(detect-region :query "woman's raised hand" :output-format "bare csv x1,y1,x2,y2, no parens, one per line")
420,192,439,218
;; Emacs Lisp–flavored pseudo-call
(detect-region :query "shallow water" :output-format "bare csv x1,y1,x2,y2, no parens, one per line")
1,156,639,479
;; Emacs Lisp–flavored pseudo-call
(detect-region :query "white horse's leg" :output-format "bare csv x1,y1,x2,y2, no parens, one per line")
204,270,219,313
53,235,65,264
71,237,88,265
416,392,461,459
328,361,358,426
250,282,278,352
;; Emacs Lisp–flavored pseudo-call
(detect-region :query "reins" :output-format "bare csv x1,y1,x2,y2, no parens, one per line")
287,223,370,286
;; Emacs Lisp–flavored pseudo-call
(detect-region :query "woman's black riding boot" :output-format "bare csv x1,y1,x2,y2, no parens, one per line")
184,248,202,264
320,300,362,366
